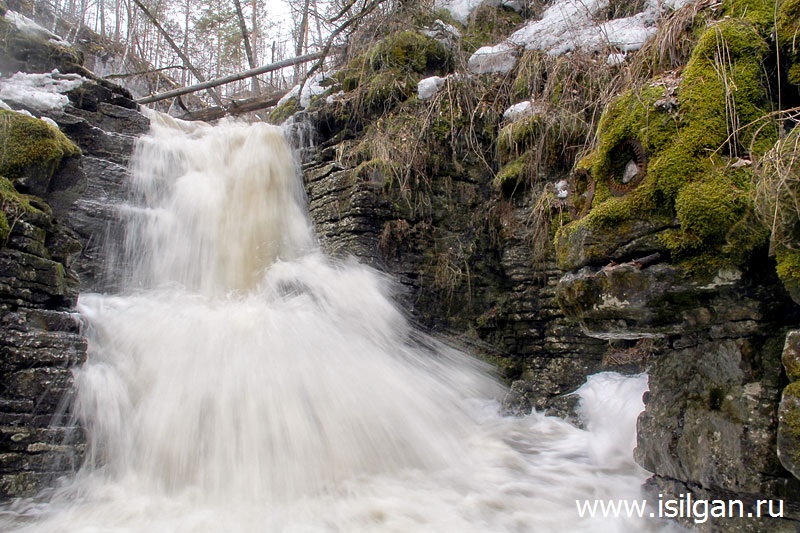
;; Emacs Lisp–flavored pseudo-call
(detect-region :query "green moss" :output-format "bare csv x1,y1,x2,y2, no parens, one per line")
268,96,299,124
782,382,800,462
591,86,676,183
670,170,748,252
776,247,800,304
778,0,800,86
678,19,777,156
462,5,523,53
497,116,540,163
0,175,40,245
494,152,530,195
0,110,80,188
721,0,775,31
555,16,777,272
368,30,452,75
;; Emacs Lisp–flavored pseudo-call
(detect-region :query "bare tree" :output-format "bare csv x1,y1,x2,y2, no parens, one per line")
131,0,224,106
232,0,260,93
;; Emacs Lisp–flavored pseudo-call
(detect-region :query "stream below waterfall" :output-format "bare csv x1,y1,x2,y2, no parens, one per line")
0,114,682,532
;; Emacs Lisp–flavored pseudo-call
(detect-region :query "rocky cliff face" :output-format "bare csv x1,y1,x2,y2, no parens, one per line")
280,0,800,529
0,2,145,497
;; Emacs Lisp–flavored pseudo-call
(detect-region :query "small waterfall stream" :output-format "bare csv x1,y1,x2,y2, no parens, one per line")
1,115,674,532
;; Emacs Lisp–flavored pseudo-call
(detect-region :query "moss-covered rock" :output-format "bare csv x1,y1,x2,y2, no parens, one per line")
778,381,800,479
778,0,800,86
555,17,777,274
0,110,81,197
368,30,453,74
0,175,40,245
462,4,523,53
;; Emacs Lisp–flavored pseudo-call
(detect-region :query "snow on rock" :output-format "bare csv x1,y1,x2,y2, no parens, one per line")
422,19,462,46
459,0,672,59
556,179,569,198
418,76,446,100
0,71,85,114
326,91,344,104
0,99,11,111
6,10,71,46
607,53,627,66
502,100,533,121
435,0,496,24
40,116,59,129
468,42,518,74
277,84,301,107
300,72,333,108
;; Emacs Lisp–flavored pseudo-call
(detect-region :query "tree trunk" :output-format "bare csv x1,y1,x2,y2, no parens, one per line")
131,0,224,106
232,0,260,94
293,0,311,82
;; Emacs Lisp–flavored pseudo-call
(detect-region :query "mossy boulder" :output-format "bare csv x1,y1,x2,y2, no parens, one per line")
368,30,453,74
0,110,81,197
555,17,776,275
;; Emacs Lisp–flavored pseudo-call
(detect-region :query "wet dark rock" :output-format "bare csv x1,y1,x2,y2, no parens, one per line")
0,17,144,498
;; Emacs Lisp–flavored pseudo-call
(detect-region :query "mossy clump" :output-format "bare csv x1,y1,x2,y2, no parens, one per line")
332,30,453,123
0,175,40,245
556,17,778,274
494,152,531,196
678,19,777,156
462,4,523,53
0,110,80,193
753,128,800,303
268,96,299,124
777,0,800,85
779,381,800,468
368,30,452,75
721,0,775,32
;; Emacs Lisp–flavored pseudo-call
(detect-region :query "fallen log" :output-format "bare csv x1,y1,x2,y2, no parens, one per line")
137,52,323,105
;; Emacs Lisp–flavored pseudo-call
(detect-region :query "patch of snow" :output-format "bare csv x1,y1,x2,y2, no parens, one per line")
418,76,446,100
300,72,333,109
468,42,518,74
506,0,662,55
556,179,569,198
326,91,344,104
0,99,10,111
40,116,60,129
501,0,525,12
663,0,697,9
0,71,85,114
596,12,657,52
422,19,462,46
435,0,501,24
502,100,533,121
277,85,301,107
509,0,607,54
607,52,627,65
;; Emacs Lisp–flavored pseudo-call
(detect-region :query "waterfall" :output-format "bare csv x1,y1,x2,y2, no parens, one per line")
0,115,672,532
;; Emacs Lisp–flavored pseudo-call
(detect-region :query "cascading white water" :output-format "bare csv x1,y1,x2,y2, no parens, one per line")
0,114,678,532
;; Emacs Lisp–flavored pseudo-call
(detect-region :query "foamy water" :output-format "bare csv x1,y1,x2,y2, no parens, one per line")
0,114,674,532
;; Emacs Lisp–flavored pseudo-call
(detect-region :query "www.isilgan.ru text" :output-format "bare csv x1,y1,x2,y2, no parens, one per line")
576,494,784,524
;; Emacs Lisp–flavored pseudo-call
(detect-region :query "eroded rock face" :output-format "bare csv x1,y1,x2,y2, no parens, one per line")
551,15,800,528
0,11,147,498
0,206,86,498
